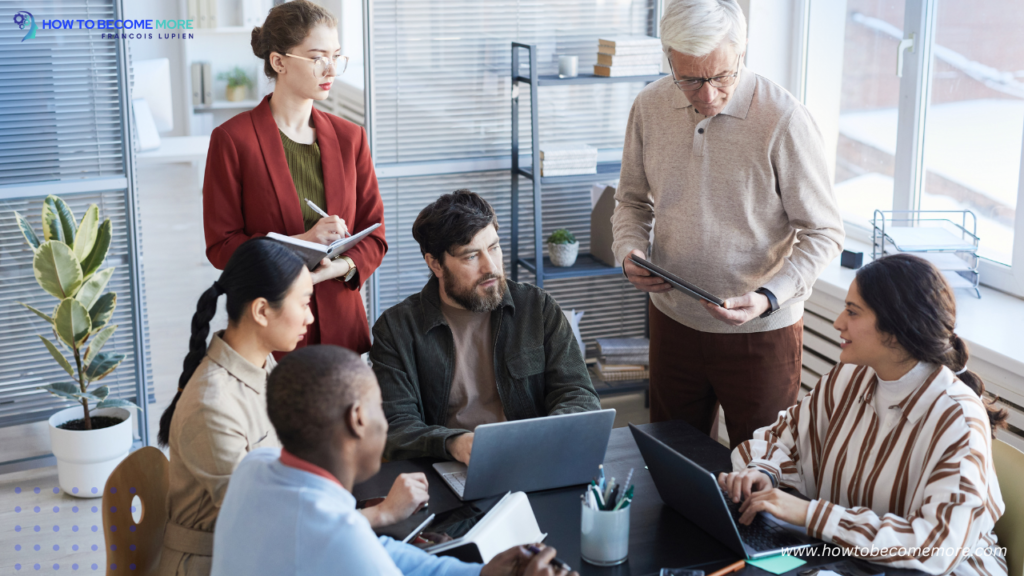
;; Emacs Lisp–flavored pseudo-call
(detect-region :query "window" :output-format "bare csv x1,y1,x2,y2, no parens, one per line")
919,0,1022,267
0,0,152,442
832,1,906,228
813,0,1024,295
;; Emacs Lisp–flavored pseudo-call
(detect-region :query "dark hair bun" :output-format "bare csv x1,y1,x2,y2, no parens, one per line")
250,26,266,59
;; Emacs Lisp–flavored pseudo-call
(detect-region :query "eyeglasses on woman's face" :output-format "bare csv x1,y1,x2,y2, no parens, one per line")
282,53,349,79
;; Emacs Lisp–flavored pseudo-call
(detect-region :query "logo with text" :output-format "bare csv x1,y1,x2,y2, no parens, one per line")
10,12,195,41
13,10,37,41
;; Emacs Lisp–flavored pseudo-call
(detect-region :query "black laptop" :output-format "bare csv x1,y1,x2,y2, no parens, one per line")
629,424,822,559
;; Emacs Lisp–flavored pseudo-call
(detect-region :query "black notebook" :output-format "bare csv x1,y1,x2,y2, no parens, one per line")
266,223,381,270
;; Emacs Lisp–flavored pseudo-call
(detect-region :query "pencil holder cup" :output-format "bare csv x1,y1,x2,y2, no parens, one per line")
580,500,630,566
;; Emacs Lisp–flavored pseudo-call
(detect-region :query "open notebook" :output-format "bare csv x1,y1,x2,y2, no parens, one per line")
266,223,381,270
424,492,545,564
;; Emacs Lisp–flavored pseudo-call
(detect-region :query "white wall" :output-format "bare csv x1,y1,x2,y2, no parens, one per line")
744,0,847,180
124,1,189,137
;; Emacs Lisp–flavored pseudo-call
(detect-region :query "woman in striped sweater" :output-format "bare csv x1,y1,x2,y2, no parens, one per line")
720,253,1008,576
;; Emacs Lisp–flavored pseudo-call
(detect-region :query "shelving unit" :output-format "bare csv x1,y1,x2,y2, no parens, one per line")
509,42,665,287
192,100,262,112
177,19,265,135
872,210,981,297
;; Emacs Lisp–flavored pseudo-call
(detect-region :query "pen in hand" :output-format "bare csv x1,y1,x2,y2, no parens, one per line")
305,199,349,237
525,544,571,573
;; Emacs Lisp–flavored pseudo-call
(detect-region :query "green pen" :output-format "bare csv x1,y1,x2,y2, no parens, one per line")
613,495,631,511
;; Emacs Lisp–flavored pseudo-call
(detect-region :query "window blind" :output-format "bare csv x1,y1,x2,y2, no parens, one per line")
0,0,153,432
0,2,124,185
370,0,656,163
368,0,656,350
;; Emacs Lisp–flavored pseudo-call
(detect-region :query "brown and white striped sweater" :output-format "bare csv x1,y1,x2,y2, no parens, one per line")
733,363,1006,576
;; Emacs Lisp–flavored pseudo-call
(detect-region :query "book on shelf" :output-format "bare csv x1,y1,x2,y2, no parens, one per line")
594,64,661,77
598,36,662,49
596,337,650,356
201,62,213,106
597,52,663,67
542,161,599,171
540,145,598,160
187,0,199,24
540,166,598,177
190,62,203,106
601,354,649,366
242,0,270,28
592,362,649,382
203,0,217,28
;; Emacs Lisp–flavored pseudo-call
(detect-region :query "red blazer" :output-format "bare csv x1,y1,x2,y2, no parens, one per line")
202,94,387,354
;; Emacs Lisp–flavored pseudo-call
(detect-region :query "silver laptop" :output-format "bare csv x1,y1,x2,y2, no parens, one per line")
630,424,821,559
433,409,616,500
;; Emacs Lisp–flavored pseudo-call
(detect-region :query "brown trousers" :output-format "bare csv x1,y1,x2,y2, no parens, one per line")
648,302,802,449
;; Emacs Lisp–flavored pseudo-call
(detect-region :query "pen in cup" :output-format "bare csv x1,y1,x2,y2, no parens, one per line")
305,199,349,237
525,544,571,573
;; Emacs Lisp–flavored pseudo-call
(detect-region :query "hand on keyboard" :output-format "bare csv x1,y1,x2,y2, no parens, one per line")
717,468,773,505
727,484,810,529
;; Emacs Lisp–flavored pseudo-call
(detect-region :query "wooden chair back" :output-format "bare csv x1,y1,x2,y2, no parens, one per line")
993,439,1024,576
102,447,169,575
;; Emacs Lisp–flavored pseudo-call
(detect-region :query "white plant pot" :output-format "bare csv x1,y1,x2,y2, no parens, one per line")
549,241,580,267
48,406,133,499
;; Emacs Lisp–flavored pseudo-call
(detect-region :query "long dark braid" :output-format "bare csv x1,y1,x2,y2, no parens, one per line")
157,239,305,447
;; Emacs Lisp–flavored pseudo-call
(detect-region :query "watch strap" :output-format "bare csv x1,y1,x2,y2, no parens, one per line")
755,287,778,319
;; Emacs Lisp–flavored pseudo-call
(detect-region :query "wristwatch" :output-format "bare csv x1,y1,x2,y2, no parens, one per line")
340,256,357,283
755,287,779,319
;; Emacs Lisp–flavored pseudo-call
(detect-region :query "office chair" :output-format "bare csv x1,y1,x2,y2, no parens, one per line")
993,438,1024,576
102,447,169,575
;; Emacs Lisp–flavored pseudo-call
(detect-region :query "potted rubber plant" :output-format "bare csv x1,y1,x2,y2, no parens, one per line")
15,195,137,498
218,66,253,102
547,228,579,267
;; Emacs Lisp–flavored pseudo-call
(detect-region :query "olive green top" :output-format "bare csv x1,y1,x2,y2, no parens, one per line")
280,131,327,232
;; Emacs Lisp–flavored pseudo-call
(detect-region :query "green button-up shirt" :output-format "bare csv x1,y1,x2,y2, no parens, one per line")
370,276,601,461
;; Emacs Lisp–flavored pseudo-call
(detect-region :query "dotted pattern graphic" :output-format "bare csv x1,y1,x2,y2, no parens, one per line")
6,485,140,573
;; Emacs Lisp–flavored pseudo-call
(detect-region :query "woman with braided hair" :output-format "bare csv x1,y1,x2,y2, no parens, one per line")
157,239,426,576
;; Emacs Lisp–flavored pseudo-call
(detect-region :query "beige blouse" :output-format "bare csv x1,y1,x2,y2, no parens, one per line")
159,333,279,576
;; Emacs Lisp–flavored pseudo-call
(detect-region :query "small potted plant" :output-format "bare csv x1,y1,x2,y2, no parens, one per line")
15,196,138,498
218,66,253,102
547,228,579,267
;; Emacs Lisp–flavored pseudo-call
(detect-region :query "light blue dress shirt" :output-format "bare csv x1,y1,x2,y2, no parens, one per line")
211,448,482,576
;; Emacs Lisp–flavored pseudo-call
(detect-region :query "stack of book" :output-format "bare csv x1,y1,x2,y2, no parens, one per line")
594,36,663,77
592,337,650,381
539,145,598,177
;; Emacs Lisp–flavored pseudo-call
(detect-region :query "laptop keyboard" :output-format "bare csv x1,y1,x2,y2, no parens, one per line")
721,489,805,552
443,471,468,497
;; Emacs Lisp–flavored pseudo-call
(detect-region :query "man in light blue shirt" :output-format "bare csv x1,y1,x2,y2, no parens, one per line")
211,345,574,576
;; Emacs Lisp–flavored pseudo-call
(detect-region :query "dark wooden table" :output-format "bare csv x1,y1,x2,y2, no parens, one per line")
354,420,919,576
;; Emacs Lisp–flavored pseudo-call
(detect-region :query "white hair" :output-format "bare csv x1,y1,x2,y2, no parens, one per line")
660,0,747,58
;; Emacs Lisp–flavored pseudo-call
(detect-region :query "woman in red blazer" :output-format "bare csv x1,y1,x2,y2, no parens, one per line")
203,1,385,355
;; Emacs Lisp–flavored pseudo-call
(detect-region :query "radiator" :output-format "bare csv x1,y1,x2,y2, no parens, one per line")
715,298,1024,452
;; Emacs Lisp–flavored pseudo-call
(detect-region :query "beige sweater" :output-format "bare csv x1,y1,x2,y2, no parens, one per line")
612,70,844,333
160,333,279,576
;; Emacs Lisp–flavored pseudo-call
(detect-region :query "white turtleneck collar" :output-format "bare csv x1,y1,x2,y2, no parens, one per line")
874,361,937,434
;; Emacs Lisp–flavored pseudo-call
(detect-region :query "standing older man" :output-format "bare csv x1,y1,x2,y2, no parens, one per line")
612,0,843,448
